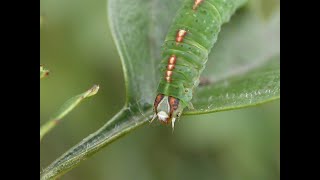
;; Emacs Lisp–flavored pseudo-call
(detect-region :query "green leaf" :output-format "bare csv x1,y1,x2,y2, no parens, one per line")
40,85,99,141
40,65,49,79
110,0,280,114
40,0,279,179
186,55,279,115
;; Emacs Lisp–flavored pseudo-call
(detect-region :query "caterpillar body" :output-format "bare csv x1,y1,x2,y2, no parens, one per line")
152,0,247,129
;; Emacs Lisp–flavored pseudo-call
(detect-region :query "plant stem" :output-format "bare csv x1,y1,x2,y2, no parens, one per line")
40,106,153,180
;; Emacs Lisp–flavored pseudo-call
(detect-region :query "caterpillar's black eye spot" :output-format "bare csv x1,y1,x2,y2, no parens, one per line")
185,89,189,93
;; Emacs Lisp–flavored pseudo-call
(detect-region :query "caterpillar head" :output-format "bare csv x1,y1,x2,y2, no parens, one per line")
151,94,183,129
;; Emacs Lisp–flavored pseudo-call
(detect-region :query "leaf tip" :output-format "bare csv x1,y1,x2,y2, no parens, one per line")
87,85,100,97
40,65,50,79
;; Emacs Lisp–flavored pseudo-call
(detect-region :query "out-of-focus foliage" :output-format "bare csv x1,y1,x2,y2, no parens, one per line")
40,0,279,179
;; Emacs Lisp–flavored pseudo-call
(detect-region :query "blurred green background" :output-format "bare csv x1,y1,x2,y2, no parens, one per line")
40,0,280,179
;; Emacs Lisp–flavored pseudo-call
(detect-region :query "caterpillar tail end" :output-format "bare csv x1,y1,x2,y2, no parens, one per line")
152,94,184,129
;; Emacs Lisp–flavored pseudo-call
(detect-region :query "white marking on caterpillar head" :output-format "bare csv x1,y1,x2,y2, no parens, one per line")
158,111,169,121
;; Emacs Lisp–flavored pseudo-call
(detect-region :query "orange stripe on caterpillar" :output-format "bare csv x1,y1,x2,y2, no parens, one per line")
175,29,187,43
192,0,204,10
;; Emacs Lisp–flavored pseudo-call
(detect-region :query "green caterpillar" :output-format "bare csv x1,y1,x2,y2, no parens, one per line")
151,0,247,129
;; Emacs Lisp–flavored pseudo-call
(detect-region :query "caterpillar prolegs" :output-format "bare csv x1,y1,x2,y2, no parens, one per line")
151,0,247,129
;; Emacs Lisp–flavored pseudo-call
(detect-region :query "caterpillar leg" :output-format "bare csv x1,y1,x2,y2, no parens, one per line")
150,113,157,123
199,77,212,86
171,118,176,132
188,102,194,110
